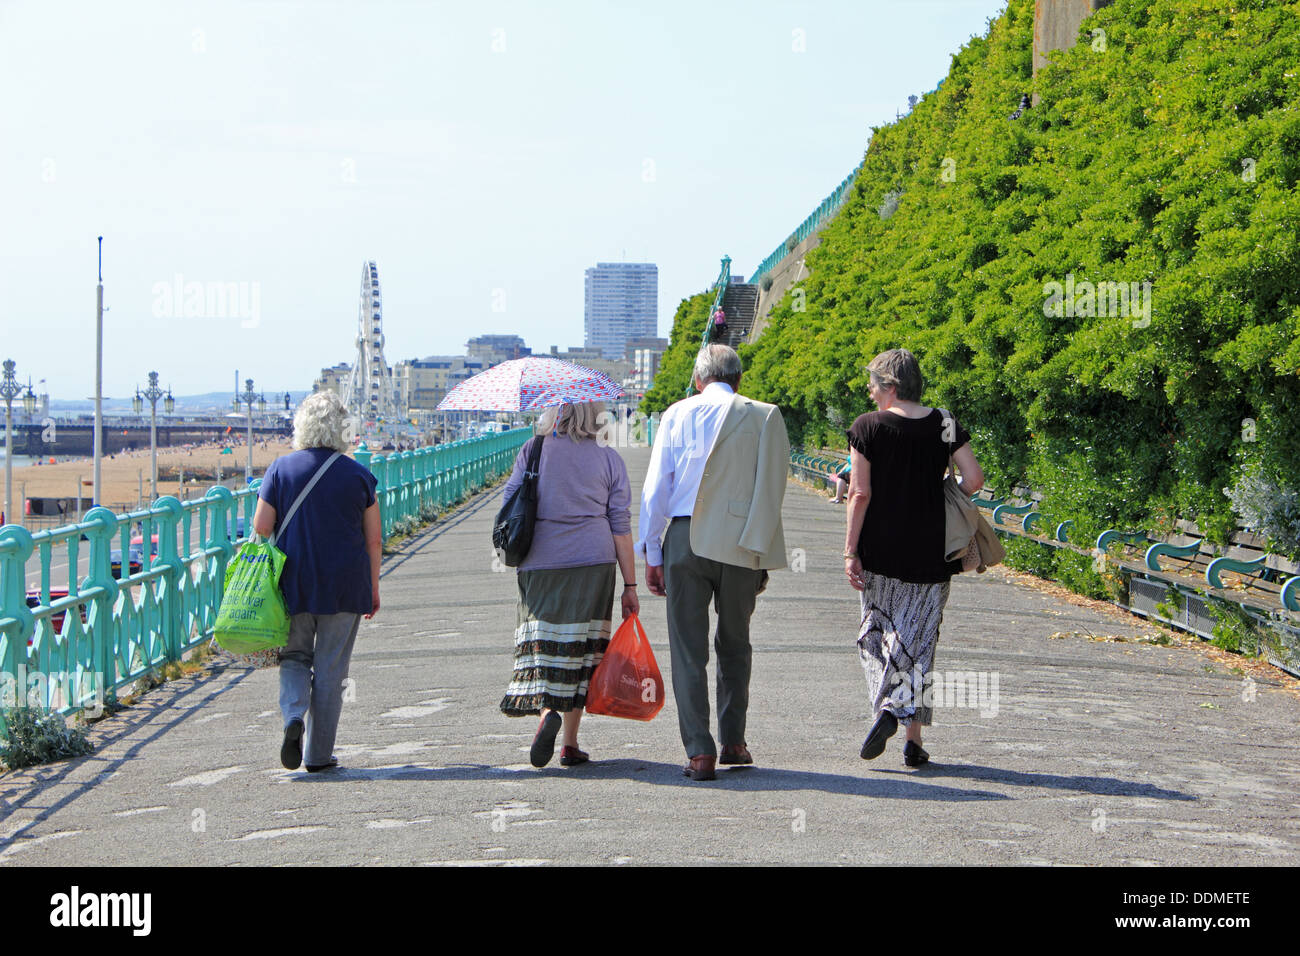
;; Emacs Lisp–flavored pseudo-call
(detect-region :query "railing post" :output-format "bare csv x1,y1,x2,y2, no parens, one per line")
371,455,390,537
438,443,450,508
152,496,184,660
0,524,36,727
425,445,436,510
79,507,121,707
203,485,237,588
399,450,414,521
454,441,465,500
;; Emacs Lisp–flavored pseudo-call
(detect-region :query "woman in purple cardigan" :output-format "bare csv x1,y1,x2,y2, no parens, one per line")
498,401,638,768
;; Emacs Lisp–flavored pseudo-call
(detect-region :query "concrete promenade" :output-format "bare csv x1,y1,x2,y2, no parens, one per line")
2,446,1298,865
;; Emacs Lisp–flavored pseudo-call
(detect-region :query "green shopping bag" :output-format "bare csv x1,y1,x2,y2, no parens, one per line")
214,536,291,654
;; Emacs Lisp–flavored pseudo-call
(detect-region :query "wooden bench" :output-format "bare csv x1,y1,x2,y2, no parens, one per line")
789,447,848,488
1095,521,1300,616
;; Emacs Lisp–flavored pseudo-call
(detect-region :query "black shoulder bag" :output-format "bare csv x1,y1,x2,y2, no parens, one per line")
492,435,544,567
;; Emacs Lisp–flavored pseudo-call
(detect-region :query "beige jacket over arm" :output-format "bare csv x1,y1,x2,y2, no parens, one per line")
688,393,791,570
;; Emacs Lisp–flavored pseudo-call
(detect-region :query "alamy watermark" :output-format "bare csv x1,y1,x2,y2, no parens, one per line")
151,274,262,328
1,667,105,718
887,666,999,717
1043,274,1152,328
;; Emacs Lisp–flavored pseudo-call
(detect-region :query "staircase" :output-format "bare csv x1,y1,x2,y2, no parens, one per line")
714,283,759,348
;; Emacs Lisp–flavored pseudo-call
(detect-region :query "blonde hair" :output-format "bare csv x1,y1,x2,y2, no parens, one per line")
292,391,353,452
534,402,605,441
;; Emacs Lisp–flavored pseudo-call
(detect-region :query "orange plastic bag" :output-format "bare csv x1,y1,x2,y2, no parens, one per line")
585,613,665,721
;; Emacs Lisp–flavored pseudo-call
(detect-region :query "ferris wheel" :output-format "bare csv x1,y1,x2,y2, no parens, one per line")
340,260,399,426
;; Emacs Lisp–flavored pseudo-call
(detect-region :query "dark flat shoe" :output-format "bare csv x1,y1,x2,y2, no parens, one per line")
280,719,304,770
860,710,898,760
682,755,717,781
559,745,588,766
903,740,929,767
305,757,339,773
719,744,753,765
530,711,562,767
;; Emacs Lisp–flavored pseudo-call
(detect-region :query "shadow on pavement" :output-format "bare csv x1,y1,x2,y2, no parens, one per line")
873,762,1197,801
288,758,1011,801
0,659,259,842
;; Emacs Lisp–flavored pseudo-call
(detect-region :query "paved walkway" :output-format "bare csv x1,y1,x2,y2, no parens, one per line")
2,446,1298,865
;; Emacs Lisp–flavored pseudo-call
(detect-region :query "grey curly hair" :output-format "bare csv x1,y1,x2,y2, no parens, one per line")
292,391,353,452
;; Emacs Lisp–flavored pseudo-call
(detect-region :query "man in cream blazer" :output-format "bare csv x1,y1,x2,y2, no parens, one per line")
638,344,790,780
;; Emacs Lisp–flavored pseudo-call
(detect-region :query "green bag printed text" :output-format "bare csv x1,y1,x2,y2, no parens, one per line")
214,539,291,654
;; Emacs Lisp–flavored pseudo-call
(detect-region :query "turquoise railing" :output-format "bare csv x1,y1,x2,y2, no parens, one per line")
700,255,732,349
0,429,529,734
356,428,529,538
749,164,861,287
685,257,734,398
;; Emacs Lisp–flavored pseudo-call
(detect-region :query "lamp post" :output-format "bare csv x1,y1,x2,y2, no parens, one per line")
133,371,174,500
234,377,266,483
94,236,104,507
1,360,37,526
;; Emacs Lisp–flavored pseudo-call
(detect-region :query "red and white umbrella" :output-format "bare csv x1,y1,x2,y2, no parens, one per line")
436,357,624,412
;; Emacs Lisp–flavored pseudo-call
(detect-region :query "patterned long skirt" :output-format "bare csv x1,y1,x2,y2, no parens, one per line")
857,570,952,727
499,563,615,716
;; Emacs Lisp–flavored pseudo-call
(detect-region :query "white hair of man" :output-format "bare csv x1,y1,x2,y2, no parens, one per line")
292,391,353,453
693,344,743,388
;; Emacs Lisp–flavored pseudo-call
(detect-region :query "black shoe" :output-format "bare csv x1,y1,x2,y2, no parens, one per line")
860,711,898,761
306,757,339,773
903,740,929,767
530,711,562,767
280,719,304,770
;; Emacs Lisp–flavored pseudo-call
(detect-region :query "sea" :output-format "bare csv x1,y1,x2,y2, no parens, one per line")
0,450,36,468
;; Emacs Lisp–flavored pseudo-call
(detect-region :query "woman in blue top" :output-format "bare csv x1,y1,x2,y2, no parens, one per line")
253,391,381,773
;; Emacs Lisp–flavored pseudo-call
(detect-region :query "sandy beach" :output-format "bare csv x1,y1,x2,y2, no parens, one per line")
6,438,297,519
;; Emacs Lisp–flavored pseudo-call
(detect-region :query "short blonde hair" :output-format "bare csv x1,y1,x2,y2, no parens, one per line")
292,391,352,452
535,402,605,441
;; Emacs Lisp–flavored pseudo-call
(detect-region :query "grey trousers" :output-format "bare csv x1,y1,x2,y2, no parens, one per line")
662,518,765,759
279,611,361,767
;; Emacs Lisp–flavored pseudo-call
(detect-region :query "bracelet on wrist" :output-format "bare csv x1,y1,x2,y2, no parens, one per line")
624,583,637,588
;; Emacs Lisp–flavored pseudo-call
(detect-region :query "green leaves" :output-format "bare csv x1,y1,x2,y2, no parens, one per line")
730,0,1300,543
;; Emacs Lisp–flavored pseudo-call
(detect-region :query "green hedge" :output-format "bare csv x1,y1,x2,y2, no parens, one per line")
641,290,713,415
727,0,1300,556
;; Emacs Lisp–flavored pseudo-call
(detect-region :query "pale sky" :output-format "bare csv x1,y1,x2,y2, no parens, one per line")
1,0,1006,400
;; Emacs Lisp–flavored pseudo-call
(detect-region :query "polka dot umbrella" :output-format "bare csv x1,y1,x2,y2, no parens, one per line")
435,357,625,412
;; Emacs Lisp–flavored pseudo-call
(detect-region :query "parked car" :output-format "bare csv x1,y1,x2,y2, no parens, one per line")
24,588,88,642
111,546,144,579
129,533,160,555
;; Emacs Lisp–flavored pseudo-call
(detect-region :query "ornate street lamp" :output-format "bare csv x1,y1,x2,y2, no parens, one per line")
1,360,34,526
134,371,169,500
234,377,262,482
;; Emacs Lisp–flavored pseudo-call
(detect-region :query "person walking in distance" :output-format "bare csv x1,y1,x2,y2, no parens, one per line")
637,344,790,781
845,348,984,768
254,391,381,773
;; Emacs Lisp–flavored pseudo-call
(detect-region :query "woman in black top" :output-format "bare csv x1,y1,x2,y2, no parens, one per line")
843,349,984,767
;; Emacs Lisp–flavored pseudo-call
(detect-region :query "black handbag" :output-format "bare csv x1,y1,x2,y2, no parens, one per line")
492,435,544,567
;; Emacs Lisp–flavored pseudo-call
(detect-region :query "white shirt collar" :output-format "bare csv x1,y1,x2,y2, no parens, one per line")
701,382,735,395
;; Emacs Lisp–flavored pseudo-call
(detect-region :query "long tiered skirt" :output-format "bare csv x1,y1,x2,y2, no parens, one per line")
499,563,615,716
857,570,952,727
